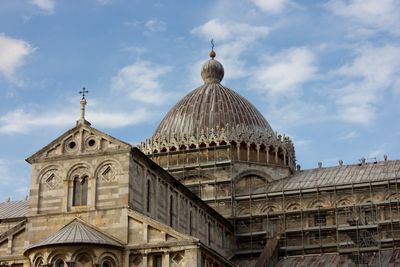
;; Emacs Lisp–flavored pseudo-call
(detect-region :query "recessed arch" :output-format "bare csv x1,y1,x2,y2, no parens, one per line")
98,252,119,267
67,162,91,180
261,204,281,214
336,198,353,207
286,202,302,211
71,249,96,266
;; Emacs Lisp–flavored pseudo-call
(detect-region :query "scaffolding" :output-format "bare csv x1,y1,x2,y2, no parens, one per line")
147,142,400,265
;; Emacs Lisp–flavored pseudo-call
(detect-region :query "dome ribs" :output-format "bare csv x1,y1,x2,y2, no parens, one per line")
152,82,274,140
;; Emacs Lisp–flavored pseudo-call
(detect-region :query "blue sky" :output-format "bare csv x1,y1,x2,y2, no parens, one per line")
1,0,400,201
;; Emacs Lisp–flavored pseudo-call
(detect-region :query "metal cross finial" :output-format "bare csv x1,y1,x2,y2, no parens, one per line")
79,87,89,99
211,39,215,51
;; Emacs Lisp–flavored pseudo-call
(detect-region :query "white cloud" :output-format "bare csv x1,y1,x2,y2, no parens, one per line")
332,44,400,124
0,34,33,84
111,61,172,104
0,107,151,134
327,0,400,36
266,99,329,128
145,19,166,33
192,19,270,80
31,0,55,14
250,47,317,95
250,0,291,14
192,19,269,43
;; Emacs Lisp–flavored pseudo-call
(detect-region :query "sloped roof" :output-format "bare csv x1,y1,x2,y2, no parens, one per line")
267,160,400,193
276,249,400,267
0,199,29,220
28,218,123,250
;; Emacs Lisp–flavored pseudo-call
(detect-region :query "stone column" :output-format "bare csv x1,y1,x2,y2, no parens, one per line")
162,252,170,267
283,152,287,166
256,145,260,163
142,254,148,267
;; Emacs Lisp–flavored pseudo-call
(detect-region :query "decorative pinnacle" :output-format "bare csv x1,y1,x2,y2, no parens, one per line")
77,87,90,126
209,39,216,59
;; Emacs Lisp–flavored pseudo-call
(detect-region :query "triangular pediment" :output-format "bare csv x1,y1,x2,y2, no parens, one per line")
26,123,132,164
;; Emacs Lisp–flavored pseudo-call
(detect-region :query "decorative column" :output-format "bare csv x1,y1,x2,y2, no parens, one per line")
266,147,270,164
162,252,170,267
247,143,250,162
283,152,287,166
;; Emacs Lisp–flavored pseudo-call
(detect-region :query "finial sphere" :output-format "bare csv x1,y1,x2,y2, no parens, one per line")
201,54,224,83
209,50,216,59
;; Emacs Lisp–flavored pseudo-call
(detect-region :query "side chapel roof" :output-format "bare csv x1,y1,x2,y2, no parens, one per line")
27,218,123,251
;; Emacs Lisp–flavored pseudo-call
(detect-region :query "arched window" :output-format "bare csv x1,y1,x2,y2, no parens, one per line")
208,222,211,244
189,211,193,235
73,175,88,206
102,261,112,267
169,195,174,227
34,257,44,267
76,254,92,267
55,259,64,267
146,180,151,213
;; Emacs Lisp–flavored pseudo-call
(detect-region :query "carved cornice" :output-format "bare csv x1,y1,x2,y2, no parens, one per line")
138,123,295,166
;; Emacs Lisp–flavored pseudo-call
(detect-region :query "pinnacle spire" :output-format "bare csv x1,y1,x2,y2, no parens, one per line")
77,87,91,126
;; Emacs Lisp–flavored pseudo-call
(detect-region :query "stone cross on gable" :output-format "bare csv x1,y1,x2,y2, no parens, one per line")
77,87,90,126
79,87,89,99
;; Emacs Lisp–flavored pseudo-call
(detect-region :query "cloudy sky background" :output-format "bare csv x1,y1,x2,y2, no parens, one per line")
1,0,399,200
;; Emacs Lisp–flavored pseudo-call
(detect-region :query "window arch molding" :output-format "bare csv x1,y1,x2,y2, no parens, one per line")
46,250,69,264
67,162,92,179
308,198,330,209
37,164,64,184
71,250,96,266
32,255,45,267
67,163,91,207
98,252,119,267
94,159,122,183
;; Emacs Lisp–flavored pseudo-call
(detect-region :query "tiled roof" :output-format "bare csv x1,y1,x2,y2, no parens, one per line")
29,218,123,249
277,249,400,266
0,199,29,220
267,160,400,193
153,82,274,139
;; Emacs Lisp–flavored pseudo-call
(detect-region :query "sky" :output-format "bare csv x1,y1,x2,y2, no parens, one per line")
0,0,400,201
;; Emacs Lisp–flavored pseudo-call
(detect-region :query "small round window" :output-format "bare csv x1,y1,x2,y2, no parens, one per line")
85,136,97,150
68,141,76,149
88,139,96,147
65,139,78,152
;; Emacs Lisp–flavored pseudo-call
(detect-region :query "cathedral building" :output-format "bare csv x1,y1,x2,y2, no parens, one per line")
0,49,400,267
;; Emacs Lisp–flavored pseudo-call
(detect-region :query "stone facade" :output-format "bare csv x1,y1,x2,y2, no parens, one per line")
0,121,236,267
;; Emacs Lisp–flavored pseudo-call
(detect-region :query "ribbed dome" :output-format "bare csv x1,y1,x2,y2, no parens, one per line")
153,66,274,138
